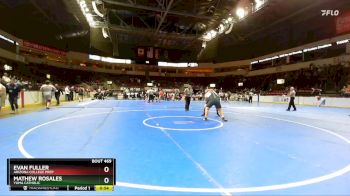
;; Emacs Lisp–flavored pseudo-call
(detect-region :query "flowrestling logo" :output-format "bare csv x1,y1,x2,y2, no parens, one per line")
321,10,340,16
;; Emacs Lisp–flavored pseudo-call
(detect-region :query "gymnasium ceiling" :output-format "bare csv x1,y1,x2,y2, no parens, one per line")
0,0,349,61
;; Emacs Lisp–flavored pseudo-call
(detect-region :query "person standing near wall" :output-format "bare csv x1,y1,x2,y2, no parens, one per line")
6,79,21,114
147,88,155,103
248,90,253,103
54,84,63,106
65,86,70,101
1,73,11,84
175,89,180,101
286,87,297,111
0,83,6,111
219,89,224,100
70,86,74,101
78,86,84,102
159,89,164,101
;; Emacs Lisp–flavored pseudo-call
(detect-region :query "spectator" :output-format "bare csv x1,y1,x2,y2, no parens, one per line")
286,87,297,111
159,89,164,101
40,80,56,109
54,84,64,106
341,86,348,97
70,86,74,101
0,83,6,111
1,73,11,84
65,86,70,101
6,79,21,113
248,90,253,103
78,87,84,102
147,88,155,103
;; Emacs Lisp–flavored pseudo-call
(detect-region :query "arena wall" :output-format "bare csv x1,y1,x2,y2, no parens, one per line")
2,91,349,109
2,91,92,108
256,96,350,108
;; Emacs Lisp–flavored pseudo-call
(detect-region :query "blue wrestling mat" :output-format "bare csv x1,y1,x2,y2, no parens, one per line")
0,100,350,195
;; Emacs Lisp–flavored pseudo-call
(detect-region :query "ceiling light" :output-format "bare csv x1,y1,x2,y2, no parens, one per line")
225,23,234,34
80,1,86,7
4,64,12,71
255,0,264,10
157,62,198,67
102,28,109,38
210,30,217,37
92,0,104,17
77,0,99,27
336,39,349,45
0,34,15,44
277,79,285,84
89,54,101,61
236,8,246,19
218,24,225,34
188,63,198,67
202,32,212,41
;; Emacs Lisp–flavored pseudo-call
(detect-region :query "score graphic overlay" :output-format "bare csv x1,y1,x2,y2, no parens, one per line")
7,158,115,191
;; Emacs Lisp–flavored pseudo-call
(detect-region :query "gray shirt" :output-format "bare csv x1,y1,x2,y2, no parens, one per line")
40,84,56,96
289,90,296,98
184,87,193,97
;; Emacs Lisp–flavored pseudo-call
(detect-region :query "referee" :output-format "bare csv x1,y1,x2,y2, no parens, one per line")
286,87,297,111
184,84,193,111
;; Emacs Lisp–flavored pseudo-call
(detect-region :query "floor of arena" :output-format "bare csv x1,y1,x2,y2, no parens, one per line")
0,100,350,195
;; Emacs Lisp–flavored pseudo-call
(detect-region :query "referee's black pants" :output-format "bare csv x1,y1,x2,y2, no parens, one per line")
248,96,252,103
55,93,61,105
9,96,18,111
287,97,296,111
185,96,191,111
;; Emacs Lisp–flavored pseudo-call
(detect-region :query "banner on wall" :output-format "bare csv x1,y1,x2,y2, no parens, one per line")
22,41,66,56
137,47,145,58
336,11,350,34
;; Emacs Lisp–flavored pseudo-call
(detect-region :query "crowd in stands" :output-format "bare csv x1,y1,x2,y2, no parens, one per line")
0,58,349,113
227,64,350,97
252,42,346,71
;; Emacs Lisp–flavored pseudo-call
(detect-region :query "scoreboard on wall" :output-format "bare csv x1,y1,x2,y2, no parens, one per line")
135,46,187,64
136,47,161,60
7,158,116,191
135,47,161,65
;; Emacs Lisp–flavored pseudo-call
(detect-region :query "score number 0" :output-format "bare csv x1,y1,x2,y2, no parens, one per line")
103,166,110,184
103,159,112,184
